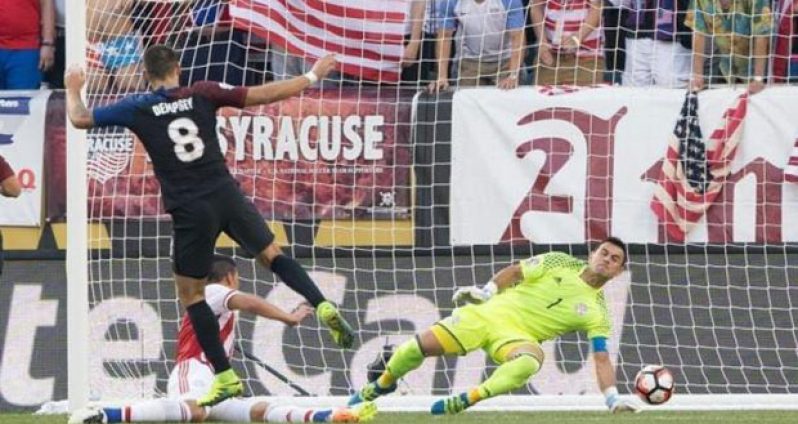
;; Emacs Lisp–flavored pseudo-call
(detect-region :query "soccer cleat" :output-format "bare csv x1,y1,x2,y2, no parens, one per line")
348,381,397,406
331,401,378,422
430,392,472,415
68,407,107,424
196,368,244,407
317,301,355,349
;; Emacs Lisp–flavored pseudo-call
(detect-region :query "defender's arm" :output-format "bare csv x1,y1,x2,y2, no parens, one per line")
227,292,312,326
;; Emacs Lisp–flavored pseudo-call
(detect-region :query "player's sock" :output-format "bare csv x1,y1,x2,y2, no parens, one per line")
349,338,423,406
186,300,231,373
477,354,541,398
270,255,325,307
381,337,425,385
263,405,333,422
206,398,259,422
103,399,193,422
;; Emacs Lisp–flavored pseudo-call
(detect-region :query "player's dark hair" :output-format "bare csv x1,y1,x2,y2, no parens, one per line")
143,44,180,81
597,236,628,266
208,254,237,283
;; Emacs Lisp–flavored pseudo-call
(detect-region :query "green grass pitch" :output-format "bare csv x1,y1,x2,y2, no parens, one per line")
4,411,798,424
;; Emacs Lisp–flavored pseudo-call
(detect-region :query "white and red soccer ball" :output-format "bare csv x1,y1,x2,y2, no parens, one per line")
634,365,675,405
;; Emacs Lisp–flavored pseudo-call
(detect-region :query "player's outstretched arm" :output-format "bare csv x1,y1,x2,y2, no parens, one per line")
452,264,522,305
65,65,94,129
594,351,640,413
227,292,314,326
244,54,338,107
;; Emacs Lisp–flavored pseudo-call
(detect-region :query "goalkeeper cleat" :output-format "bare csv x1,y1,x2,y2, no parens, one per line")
196,369,244,407
331,401,378,422
317,301,355,349
348,381,397,406
430,392,472,415
68,407,107,424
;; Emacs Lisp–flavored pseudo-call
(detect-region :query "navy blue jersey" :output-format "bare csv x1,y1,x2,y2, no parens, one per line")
92,81,248,210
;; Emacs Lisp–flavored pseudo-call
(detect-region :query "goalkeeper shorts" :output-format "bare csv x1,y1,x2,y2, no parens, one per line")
432,305,538,364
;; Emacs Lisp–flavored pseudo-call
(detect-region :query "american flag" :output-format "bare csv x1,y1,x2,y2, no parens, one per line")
230,0,407,82
650,92,748,242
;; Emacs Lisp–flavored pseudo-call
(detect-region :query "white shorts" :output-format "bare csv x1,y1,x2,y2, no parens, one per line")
623,38,691,88
167,358,214,400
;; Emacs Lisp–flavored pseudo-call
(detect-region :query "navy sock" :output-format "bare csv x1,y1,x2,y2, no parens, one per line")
103,407,122,423
311,409,333,422
186,300,231,373
270,255,326,307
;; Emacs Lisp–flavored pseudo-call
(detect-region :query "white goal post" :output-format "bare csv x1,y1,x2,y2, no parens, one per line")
66,0,89,413
66,0,798,413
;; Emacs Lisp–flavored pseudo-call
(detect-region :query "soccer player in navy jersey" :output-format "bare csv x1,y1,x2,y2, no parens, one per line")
65,45,354,407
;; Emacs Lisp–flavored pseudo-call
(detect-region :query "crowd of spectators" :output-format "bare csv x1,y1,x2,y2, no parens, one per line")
2,0,798,94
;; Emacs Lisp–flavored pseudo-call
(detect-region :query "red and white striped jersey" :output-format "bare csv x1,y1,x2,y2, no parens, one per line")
542,0,603,56
176,284,239,364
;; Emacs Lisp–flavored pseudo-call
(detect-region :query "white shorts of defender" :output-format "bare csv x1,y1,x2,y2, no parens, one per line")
166,358,215,400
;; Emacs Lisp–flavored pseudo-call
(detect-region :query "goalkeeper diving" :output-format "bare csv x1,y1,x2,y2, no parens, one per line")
349,237,639,414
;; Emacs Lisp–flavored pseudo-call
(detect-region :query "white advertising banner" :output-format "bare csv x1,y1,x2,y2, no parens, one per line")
0,90,50,226
450,87,798,244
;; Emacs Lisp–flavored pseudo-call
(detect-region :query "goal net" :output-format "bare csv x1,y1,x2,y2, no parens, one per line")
68,0,798,412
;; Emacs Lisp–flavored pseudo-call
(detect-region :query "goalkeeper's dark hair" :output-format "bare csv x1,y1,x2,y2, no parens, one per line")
597,236,628,266
143,44,180,81
208,254,238,283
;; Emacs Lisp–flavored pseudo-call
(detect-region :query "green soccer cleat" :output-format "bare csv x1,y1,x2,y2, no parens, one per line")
348,381,397,406
331,401,378,422
196,369,244,407
317,301,355,348
430,392,472,415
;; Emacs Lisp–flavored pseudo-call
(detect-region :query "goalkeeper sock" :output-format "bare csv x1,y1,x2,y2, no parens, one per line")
186,300,231,373
270,255,325,307
379,337,425,387
476,354,541,399
104,399,192,422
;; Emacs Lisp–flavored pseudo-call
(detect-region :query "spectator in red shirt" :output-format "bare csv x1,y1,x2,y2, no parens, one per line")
0,0,56,90
0,154,21,277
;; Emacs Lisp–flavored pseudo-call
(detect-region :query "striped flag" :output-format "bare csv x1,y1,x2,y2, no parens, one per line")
650,92,748,242
786,136,798,182
230,0,408,82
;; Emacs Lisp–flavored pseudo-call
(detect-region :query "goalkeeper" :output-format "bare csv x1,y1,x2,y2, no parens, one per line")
349,237,638,414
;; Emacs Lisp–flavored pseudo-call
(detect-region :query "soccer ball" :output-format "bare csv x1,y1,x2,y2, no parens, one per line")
634,365,674,405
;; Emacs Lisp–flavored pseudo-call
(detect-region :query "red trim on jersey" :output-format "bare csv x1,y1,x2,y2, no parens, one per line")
304,410,313,422
222,290,237,311
179,361,189,394
123,406,131,422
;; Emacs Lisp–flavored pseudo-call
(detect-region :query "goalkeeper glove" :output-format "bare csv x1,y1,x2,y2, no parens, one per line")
452,281,498,305
604,387,640,414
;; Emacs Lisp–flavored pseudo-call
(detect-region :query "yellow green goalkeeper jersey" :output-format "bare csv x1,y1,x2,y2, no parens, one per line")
477,251,612,342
